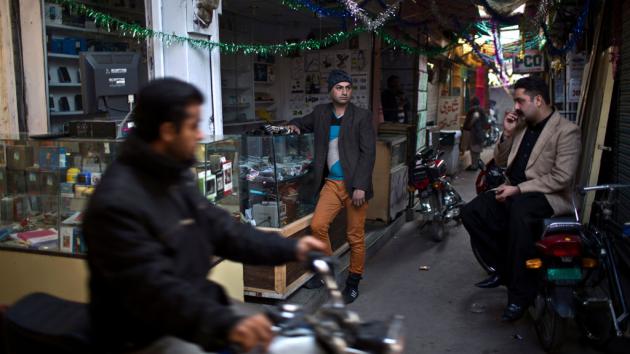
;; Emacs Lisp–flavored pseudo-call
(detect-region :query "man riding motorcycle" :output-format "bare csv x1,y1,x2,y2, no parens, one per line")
83,78,327,354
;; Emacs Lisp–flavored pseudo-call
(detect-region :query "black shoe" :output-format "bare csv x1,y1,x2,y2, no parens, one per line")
342,284,359,304
342,273,362,304
304,275,324,289
474,274,502,289
465,165,478,171
501,303,527,322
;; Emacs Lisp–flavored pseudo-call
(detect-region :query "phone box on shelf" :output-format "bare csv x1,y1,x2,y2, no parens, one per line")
41,171,61,195
0,144,5,166
0,196,28,222
38,147,67,170
222,161,233,195
0,168,6,196
6,146,34,170
25,168,42,194
6,170,26,194
60,212,85,253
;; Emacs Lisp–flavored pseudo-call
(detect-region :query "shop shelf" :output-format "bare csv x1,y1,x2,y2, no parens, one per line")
47,53,80,60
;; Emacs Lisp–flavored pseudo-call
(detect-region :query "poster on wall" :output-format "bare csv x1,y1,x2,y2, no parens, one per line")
332,50,351,71
351,50,368,73
304,53,320,73
567,53,586,103
305,73,321,94
437,96,462,130
291,57,304,78
554,77,565,104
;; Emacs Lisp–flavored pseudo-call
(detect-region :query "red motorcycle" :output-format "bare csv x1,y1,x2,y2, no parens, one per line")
410,148,463,242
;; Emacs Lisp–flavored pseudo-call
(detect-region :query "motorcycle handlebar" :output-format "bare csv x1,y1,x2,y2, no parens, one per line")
579,184,630,195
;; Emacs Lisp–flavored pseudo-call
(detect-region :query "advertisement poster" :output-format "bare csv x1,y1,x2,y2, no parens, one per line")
437,96,462,130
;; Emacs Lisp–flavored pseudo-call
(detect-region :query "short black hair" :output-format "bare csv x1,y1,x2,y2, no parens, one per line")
514,76,550,105
133,78,204,142
470,96,480,107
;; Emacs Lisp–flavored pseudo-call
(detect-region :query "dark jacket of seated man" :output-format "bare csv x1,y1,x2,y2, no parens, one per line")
494,109,581,216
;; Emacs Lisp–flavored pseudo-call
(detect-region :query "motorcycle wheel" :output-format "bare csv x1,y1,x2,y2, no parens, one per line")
533,294,568,353
429,218,446,242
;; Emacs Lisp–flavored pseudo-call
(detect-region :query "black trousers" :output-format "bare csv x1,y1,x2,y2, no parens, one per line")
461,191,554,306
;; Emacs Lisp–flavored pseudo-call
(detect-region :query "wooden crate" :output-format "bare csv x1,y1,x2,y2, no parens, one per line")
244,214,313,299
244,208,350,299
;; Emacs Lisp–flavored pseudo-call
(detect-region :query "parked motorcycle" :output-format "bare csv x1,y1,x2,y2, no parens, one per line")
574,185,630,352
410,148,464,242
0,253,404,354
483,107,500,147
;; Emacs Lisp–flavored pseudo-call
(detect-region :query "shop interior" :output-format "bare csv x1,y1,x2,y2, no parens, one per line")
43,1,149,133
219,0,373,135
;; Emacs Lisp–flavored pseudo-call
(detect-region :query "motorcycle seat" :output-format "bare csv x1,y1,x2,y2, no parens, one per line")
4,292,95,354
541,216,582,236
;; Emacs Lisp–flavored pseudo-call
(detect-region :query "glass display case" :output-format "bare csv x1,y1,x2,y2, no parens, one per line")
239,133,316,228
0,135,243,257
195,136,241,220
0,135,123,255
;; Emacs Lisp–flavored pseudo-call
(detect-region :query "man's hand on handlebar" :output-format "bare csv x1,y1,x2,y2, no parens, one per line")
296,236,328,262
285,124,301,135
229,314,274,353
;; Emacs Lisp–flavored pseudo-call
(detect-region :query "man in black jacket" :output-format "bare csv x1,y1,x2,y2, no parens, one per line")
286,69,376,304
83,78,325,354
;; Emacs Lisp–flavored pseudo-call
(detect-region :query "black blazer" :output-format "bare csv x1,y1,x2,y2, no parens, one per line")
289,103,376,200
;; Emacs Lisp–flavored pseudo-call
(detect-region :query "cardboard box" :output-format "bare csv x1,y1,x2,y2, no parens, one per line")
41,171,61,194
25,168,42,194
6,146,34,170
0,168,6,196
60,212,85,253
44,3,63,25
6,170,26,194
222,161,233,195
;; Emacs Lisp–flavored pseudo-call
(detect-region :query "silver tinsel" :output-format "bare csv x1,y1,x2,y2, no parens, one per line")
338,0,403,31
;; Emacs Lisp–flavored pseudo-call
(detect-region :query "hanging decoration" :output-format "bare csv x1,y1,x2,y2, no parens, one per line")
478,0,521,26
379,31,455,56
281,0,351,18
541,0,592,56
490,21,510,85
48,0,371,55
337,0,402,31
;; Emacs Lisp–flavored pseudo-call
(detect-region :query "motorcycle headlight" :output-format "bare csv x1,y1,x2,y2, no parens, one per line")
384,316,405,354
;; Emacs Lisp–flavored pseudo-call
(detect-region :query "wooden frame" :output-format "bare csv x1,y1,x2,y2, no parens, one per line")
244,214,314,299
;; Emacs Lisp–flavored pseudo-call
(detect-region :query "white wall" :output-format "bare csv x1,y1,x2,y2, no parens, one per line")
151,0,223,136
0,0,19,135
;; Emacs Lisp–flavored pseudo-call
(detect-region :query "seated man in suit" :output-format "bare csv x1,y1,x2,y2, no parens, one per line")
461,76,581,322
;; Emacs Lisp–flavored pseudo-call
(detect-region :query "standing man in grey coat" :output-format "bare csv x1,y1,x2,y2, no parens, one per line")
286,69,376,303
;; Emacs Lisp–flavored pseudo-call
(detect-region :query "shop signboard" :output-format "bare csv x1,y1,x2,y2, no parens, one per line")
437,96,462,130
513,50,545,73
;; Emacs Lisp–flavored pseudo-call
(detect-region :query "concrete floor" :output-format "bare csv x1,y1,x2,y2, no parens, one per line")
346,168,601,354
